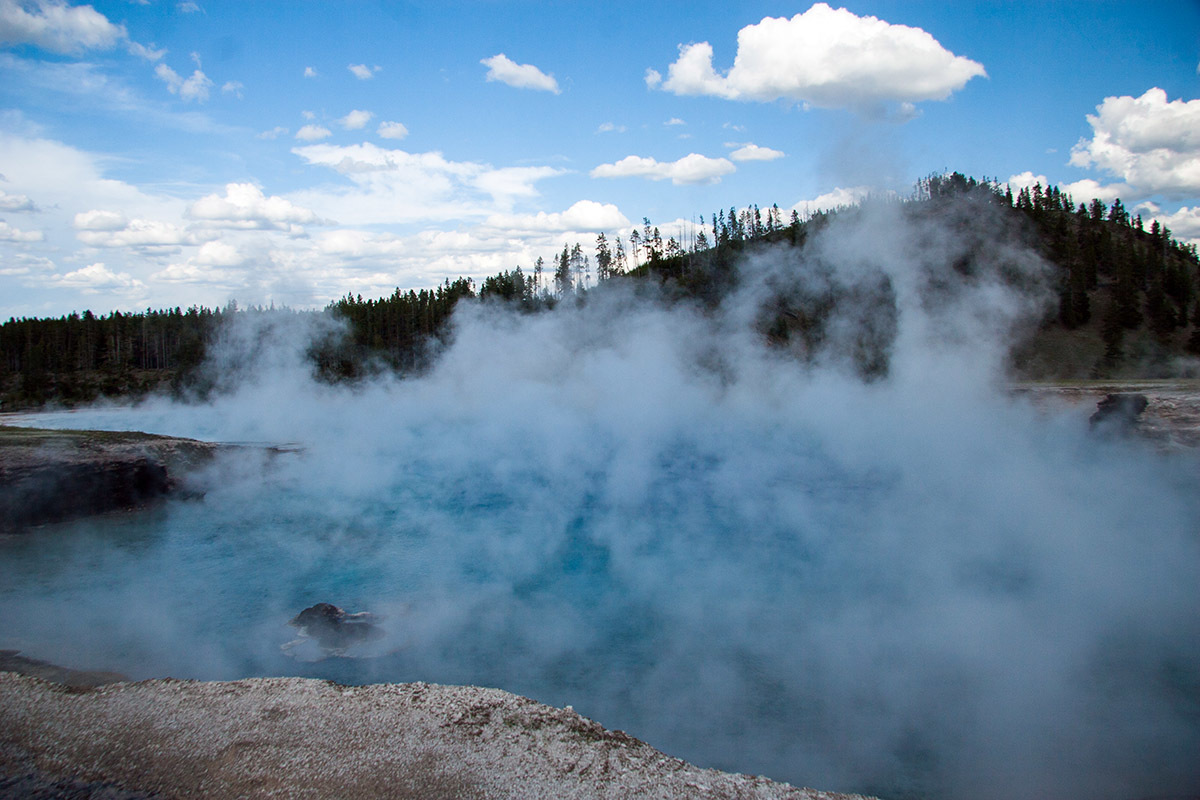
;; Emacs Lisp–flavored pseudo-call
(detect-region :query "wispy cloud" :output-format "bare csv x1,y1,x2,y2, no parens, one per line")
480,53,560,94
348,63,380,80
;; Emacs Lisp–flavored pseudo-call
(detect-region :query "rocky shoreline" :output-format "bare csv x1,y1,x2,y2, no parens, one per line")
0,425,222,532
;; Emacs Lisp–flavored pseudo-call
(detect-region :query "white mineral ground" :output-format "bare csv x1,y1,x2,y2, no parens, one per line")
0,671,871,800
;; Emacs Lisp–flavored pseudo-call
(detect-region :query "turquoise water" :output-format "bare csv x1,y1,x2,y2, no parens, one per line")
3,388,1200,800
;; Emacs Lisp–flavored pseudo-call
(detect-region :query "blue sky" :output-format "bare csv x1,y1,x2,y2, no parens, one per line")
1,0,1198,317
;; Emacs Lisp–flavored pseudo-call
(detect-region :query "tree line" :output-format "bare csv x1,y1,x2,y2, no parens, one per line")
3,172,1199,408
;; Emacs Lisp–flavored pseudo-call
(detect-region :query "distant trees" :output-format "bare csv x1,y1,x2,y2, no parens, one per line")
5,170,1200,409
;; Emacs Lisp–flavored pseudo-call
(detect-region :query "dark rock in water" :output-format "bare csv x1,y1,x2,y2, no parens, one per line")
287,603,384,654
1089,393,1149,434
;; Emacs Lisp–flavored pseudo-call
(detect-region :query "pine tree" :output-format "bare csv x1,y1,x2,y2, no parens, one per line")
594,233,612,281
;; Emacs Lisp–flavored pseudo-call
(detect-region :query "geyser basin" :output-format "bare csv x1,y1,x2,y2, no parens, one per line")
3,209,1199,800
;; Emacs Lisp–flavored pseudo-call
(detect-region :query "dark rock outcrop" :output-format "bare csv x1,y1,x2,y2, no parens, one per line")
0,426,218,532
1089,393,1149,434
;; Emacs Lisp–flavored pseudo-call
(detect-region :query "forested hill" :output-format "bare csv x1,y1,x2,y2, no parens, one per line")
2,173,1198,410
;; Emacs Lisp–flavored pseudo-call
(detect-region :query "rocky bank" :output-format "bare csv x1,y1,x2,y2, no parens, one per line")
0,426,224,531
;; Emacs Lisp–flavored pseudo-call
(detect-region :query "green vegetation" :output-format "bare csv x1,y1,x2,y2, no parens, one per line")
3,173,1198,409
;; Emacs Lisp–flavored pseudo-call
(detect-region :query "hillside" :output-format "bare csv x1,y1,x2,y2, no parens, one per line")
2,173,1197,409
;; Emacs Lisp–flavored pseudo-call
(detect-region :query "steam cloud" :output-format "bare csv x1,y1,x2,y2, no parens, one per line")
2,201,1198,800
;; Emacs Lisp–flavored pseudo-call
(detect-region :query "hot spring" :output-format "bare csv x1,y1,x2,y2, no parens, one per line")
3,215,1199,800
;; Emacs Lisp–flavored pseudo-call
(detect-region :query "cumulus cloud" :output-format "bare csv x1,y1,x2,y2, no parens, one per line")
590,153,736,185
348,63,379,80
47,261,143,293
0,0,125,54
73,208,127,230
596,122,626,134
652,3,985,111
665,117,685,126
0,189,37,211
187,182,328,232
155,62,213,102
480,53,560,94
377,120,408,140
258,126,288,140
303,66,316,78
0,219,43,241
338,109,373,130
792,185,874,215
294,124,331,142
221,80,244,98
483,200,630,234
728,143,784,162
75,217,200,249
1138,202,1200,245
1069,88,1200,198
1007,171,1131,207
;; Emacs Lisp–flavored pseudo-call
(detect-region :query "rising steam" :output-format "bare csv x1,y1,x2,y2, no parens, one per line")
2,199,1197,800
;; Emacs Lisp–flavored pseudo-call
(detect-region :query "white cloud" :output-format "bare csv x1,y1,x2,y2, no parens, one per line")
377,120,408,140
1007,171,1131,206
1138,203,1200,246
289,141,565,223
644,68,661,89
1062,178,1130,205
177,1,201,12
301,110,315,120
652,3,985,110
0,131,186,226
47,262,144,293
339,109,373,130
1069,88,1200,198
152,241,250,285
304,66,317,78
483,200,630,234
258,126,288,140
187,182,328,232
474,166,563,203
729,143,784,162
155,62,213,102
480,53,560,94
792,185,874,215
596,122,626,134
0,0,125,54
295,124,332,141
74,208,127,230
221,80,244,98
127,40,165,61
0,189,37,212
0,219,43,241
75,217,200,249
590,153,736,185
192,239,244,267
665,117,685,126
348,63,379,80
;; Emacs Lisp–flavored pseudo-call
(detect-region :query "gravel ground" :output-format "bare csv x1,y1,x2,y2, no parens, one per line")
0,673,873,800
